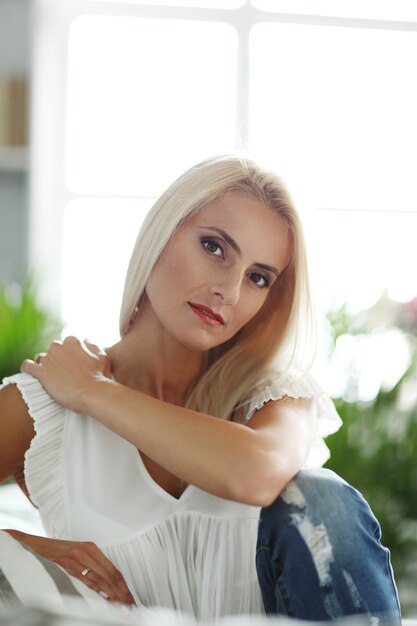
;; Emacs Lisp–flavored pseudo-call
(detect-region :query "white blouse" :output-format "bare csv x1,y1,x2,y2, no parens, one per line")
2,372,341,621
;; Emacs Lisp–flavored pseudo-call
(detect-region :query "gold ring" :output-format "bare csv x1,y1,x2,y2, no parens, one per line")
81,568,93,577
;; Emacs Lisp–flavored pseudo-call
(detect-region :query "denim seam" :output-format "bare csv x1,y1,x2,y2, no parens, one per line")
256,545,292,616
384,549,402,616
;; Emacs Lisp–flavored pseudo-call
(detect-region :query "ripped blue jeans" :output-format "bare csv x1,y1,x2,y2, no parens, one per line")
256,468,401,623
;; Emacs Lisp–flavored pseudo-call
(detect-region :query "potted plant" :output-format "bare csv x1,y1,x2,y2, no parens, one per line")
0,279,62,382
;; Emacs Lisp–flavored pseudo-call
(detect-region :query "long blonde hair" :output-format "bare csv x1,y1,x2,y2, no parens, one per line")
120,155,316,420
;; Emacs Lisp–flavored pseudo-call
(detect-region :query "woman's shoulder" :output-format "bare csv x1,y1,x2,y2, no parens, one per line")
1,373,69,524
243,368,341,423
1,372,66,419
243,368,324,408
240,368,343,467
0,374,32,413
0,375,36,484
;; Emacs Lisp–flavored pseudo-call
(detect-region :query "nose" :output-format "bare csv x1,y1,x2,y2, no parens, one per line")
210,273,242,306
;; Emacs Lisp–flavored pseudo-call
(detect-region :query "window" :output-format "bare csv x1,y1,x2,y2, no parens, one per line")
251,0,417,22
32,1,417,398
249,19,417,312
66,15,237,196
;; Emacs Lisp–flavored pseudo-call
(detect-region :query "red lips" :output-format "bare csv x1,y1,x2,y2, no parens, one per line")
189,303,225,324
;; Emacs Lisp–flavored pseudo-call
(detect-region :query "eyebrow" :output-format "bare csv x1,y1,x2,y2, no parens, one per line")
199,226,280,276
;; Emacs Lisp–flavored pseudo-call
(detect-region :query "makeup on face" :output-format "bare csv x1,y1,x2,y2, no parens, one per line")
144,193,291,352
198,226,279,291
188,302,224,326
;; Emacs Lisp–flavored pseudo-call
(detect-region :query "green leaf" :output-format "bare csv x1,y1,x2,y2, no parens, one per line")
0,280,62,381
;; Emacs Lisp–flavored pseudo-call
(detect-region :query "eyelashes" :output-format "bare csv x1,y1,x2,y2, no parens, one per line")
201,237,223,257
249,272,272,289
200,237,272,289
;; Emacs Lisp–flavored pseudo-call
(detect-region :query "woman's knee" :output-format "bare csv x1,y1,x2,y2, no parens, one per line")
256,469,401,621
259,468,381,546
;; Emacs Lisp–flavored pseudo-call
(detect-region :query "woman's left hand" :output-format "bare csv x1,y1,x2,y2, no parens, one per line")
21,337,112,414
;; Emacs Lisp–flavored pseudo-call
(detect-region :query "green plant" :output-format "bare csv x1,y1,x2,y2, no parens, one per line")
0,281,62,381
324,293,417,615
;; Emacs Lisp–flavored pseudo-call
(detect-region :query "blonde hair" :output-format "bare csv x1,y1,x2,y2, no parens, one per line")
120,155,316,420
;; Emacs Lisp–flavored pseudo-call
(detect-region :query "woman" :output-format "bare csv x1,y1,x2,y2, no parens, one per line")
0,156,401,622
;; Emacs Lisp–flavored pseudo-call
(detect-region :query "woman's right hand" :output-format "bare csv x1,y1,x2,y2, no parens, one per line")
21,337,112,415
4,530,136,605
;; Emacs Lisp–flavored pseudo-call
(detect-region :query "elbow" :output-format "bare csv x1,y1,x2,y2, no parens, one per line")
227,453,292,508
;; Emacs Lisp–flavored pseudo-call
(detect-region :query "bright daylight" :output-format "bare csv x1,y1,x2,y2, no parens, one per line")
0,1,416,625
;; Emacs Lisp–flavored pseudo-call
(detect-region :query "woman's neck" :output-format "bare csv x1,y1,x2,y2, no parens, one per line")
106,323,205,407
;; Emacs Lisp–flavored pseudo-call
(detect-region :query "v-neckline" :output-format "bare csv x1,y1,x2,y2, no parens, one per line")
135,449,192,503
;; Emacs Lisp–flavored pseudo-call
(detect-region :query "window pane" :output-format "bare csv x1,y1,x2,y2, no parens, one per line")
250,22,417,313
66,16,237,196
251,0,417,22
250,23,417,212
308,211,417,313
62,198,152,345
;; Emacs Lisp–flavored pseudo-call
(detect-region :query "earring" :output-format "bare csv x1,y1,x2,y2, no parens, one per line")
129,305,139,327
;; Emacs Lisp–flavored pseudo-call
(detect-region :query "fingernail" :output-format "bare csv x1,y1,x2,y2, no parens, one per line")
98,591,109,600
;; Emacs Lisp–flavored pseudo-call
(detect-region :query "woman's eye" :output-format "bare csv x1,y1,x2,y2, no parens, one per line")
201,238,224,257
249,273,271,289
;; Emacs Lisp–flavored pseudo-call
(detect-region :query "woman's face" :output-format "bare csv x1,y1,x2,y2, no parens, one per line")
144,192,292,352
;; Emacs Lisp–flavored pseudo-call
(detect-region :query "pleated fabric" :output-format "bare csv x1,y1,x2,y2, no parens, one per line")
2,371,341,620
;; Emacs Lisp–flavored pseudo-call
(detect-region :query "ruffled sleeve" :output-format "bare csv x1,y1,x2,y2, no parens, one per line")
1,372,69,538
242,371,342,468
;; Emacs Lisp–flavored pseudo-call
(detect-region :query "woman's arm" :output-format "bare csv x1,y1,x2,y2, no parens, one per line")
0,383,135,605
0,384,35,484
84,381,314,506
22,337,316,507
4,529,135,604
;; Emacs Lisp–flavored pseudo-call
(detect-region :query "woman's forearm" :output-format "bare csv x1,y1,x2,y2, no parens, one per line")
21,339,313,506
80,378,311,505
3,529,136,603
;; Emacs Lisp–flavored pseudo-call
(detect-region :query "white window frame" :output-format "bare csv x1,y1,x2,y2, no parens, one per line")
29,0,417,313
